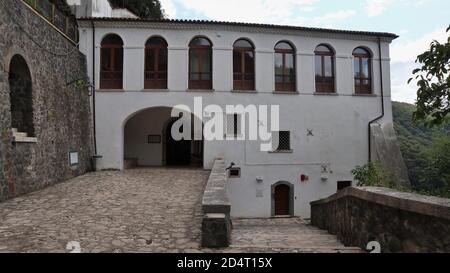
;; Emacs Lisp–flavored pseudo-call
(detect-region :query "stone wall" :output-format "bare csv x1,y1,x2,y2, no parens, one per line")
201,159,232,248
310,187,450,253
0,0,92,201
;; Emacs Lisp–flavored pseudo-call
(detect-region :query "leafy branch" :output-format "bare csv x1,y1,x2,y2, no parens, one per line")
409,25,450,127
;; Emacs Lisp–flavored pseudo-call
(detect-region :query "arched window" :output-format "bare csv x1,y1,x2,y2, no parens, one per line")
353,47,372,94
275,41,296,92
100,34,123,89
314,44,335,93
233,39,255,91
189,37,212,90
145,37,168,89
9,55,34,136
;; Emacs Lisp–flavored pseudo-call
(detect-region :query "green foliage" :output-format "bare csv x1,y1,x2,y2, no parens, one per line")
109,0,165,19
421,135,450,198
409,26,450,127
392,101,450,198
351,161,397,188
74,79,85,91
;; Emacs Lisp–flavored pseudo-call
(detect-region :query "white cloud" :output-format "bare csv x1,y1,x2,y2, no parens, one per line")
391,27,447,64
300,6,317,12
364,0,394,17
160,0,177,18
414,0,432,6
312,10,356,25
165,0,354,28
364,0,434,17
390,27,448,102
169,0,310,24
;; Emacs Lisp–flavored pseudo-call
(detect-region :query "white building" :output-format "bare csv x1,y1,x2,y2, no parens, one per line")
76,12,400,218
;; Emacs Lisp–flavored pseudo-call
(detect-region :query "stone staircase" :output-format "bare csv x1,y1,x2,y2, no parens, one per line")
12,128,37,143
229,217,363,253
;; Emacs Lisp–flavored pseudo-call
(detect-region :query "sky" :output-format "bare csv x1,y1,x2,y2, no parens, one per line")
159,0,449,103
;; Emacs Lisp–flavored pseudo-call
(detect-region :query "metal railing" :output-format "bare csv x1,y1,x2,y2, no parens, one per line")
22,0,78,43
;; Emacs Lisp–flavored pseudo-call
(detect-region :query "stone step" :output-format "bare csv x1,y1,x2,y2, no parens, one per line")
11,129,37,143
227,246,363,253
230,217,362,253
13,135,37,143
13,132,28,138
234,227,329,235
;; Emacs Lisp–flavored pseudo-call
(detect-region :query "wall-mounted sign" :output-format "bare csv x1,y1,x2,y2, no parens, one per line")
148,135,161,144
69,151,79,166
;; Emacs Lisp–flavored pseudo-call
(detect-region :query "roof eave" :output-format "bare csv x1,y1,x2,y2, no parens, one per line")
77,17,399,41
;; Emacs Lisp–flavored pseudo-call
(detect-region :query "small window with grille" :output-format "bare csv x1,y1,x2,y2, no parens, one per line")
273,131,291,152
226,113,241,137
229,167,241,178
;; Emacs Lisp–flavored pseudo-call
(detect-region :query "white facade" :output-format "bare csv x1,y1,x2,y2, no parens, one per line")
77,18,397,218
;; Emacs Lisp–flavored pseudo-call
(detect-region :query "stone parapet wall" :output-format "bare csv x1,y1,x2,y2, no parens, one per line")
310,187,450,252
201,159,232,248
0,0,92,201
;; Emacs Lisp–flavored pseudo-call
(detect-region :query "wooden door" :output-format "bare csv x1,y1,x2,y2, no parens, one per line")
274,184,290,216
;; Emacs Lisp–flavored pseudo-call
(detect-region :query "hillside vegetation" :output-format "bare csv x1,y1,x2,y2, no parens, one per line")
392,101,450,197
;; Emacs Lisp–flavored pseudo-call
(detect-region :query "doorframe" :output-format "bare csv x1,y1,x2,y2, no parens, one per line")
271,181,295,217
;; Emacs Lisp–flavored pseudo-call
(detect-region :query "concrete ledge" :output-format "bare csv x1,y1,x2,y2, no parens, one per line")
310,187,450,252
12,129,37,143
201,159,232,248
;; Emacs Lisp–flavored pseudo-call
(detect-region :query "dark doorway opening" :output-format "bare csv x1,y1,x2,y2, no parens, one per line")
274,184,291,216
9,54,34,136
337,181,352,191
166,119,192,166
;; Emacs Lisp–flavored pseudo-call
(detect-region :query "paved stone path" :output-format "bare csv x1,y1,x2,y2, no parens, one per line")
0,169,361,253
0,168,209,253
229,218,363,253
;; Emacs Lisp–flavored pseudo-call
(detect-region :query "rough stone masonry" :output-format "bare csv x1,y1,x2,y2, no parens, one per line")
0,0,92,202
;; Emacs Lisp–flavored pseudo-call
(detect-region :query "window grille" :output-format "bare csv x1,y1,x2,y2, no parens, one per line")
274,131,291,151
226,114,241,137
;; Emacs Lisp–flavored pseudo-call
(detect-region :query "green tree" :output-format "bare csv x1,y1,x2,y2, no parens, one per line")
109,0,165,19
351,161,396,188
392,101,450,197
420,135,450,197
409,26,450,127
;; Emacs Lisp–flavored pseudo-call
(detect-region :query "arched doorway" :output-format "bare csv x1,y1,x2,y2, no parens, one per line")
8,54,34,136
123,107,203,169
272,182,294,216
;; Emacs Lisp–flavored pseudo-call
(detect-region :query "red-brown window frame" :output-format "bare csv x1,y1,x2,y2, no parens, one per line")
144,37,168,89
233,39,255,91
100,34,123,90
314,44,335,93
353,48,372,94
275,42,296,92
189,37,213,90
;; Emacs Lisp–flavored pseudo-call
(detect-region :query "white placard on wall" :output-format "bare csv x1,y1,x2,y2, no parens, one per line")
69,151,79,166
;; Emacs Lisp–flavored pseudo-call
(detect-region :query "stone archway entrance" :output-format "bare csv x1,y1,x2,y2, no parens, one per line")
123,107,203,169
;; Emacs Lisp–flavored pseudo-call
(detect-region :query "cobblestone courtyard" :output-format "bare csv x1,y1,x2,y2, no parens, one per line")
0,168,360,253
0,168,209,253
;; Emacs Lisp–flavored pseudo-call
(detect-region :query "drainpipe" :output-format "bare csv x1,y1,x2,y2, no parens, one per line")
91,20,98,156
368,37,385,162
